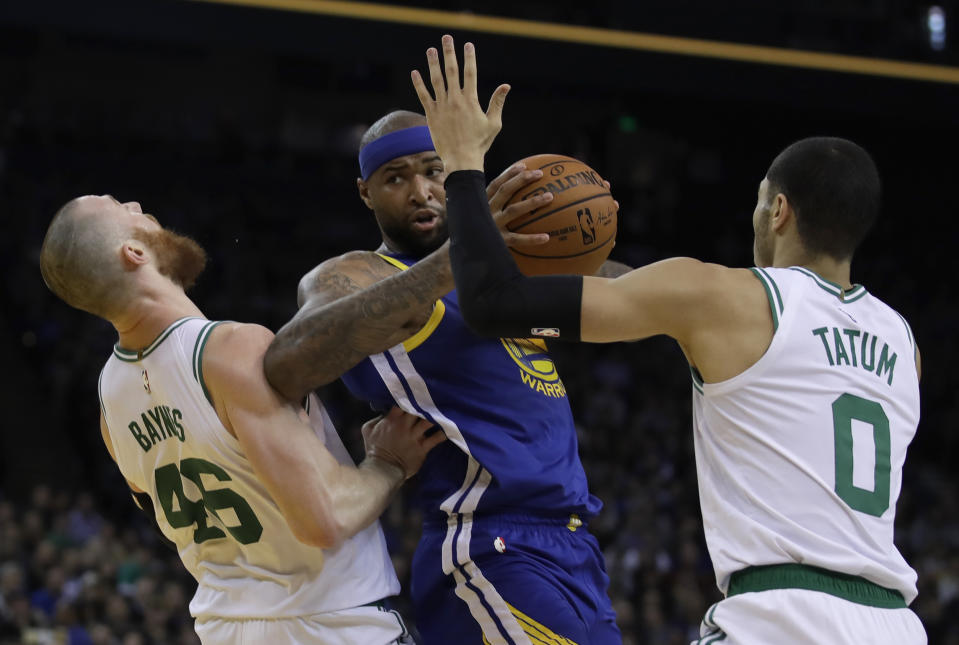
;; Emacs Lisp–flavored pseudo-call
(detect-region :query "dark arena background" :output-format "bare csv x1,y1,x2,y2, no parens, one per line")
1,1,958,643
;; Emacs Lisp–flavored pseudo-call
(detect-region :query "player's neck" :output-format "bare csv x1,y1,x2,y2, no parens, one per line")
770,239,853,289
375,240,417,259
113,284,204,351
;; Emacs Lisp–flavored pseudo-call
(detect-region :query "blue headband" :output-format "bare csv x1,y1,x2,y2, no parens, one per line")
359,126,435,180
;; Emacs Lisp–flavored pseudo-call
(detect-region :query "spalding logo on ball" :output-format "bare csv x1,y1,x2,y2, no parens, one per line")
503,154,617,276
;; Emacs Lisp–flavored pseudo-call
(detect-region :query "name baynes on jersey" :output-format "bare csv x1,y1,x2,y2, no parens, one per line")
127,405,186,452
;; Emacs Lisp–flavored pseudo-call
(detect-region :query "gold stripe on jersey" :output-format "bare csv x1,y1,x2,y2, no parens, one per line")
376,253,411,271
374,252,446,352
402,299,446,352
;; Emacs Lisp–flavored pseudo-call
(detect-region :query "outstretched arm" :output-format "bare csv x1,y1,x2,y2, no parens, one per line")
209,322,444,549
410,37,766,364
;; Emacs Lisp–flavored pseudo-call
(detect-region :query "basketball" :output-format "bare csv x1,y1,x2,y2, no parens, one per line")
504,154,617,276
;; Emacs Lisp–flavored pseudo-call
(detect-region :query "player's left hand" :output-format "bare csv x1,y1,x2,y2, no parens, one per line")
361,407,446,480
411,35,508,173
487,163,553,248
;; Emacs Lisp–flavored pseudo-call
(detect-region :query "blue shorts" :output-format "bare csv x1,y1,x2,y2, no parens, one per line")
411,512,620,645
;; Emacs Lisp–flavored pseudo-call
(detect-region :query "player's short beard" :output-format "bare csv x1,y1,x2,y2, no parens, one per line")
380,216,448,258
132,228,207,290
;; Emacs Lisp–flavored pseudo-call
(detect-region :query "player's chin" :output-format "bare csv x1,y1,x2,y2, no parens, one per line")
412,223,448,250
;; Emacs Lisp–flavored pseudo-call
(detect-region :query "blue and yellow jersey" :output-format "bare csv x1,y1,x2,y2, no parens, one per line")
341,252,602,521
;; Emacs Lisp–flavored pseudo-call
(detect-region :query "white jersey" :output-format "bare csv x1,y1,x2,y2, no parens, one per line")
692,267,920,603
98,317,400,620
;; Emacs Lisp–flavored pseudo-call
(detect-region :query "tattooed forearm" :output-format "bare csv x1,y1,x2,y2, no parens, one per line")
264,245,454,401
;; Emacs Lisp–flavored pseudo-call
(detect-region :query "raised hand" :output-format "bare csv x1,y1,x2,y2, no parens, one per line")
361,407,446,480
411,34,509,173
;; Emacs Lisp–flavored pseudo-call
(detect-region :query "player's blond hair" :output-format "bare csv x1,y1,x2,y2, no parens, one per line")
40,198,129,319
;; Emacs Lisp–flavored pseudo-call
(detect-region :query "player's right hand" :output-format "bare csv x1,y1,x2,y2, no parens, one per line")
361,407,446,480
486,163,554,249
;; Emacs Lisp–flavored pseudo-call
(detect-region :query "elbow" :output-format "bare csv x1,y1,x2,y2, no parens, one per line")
263,341,306,403
291,517,346,551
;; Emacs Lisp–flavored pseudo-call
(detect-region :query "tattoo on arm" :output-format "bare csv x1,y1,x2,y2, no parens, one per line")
297,272,363,308
265,248,453,401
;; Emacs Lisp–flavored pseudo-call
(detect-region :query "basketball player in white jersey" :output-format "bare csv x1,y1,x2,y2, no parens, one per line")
413,36,927,643
38,195,447,644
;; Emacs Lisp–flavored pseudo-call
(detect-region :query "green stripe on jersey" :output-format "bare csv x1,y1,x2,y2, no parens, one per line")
695,605,727,645
896,312,915,350
690,365,705,393
755,267,784,314
193,321,226,406
97,368,106,417
749,268,780,330
843,286,867,302
789,267,867,302
113,317,201,362
704,602,719,628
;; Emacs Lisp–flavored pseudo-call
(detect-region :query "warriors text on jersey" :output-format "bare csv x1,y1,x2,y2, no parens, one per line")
341,253,602,522
691,267,920,602
341,253,615,644
98,317,399,620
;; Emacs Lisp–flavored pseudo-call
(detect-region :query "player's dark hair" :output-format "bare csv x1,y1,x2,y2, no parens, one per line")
766,137,880,260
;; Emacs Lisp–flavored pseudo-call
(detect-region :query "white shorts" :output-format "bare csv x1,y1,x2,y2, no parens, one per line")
194,605,412,645
692,589,927,645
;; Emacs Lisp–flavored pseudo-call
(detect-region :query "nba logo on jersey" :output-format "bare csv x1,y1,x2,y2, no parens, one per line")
531,327,560,338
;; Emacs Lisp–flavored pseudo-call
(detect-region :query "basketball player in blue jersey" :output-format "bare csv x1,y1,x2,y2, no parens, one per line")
264,111,630,642
413,36,926,644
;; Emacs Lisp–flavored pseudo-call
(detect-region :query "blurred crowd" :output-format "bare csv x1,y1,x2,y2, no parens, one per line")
0,487,199,645
3,45,959,643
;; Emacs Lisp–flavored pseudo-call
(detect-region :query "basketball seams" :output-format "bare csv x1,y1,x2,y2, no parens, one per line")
509,234,616,260
508,192,614,232
502,159,592,208
534,157,578,170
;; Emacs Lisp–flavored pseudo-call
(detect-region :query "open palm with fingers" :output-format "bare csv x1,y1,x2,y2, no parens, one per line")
411,35,508,173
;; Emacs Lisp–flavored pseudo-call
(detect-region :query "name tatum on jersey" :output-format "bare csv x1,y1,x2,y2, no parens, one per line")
127,405,186,452
812,326,898,385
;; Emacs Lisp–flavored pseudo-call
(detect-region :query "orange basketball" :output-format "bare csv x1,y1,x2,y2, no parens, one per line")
504,154,617,276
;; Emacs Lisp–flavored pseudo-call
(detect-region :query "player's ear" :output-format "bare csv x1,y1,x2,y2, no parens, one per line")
770,192,793,233
357,177,374,211
120,239,150,269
